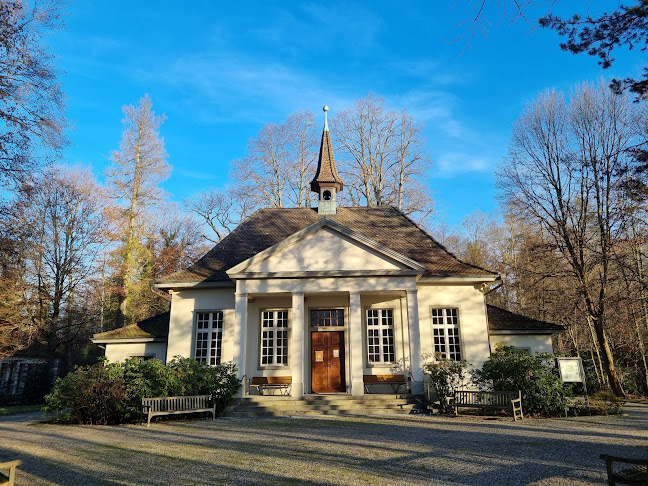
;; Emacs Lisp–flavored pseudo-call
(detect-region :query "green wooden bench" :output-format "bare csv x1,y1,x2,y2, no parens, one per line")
0,460,21,486
363,374,410,394
600,453,648,485
450,390,523,421
142,395,215,426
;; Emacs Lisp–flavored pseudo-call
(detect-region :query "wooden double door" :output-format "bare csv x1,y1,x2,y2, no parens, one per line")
311,331,346,393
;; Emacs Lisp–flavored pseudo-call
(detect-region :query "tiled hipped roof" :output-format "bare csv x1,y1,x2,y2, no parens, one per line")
486,305,565,333
93,312,170,340
157,206,496,285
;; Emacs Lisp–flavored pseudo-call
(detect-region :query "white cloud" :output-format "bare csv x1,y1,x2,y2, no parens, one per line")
389,89,466,138
434,152,493,178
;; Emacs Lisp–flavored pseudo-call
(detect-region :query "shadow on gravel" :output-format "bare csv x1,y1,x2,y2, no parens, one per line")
0,406,646,485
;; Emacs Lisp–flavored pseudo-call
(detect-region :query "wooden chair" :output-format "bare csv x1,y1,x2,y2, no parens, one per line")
600,454,648,485
0,460,22,486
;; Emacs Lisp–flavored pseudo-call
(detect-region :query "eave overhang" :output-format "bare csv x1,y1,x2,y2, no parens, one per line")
418,275,501,284
227,269,423,280
91,336,167,345
153,280,235,290
489,329,563,335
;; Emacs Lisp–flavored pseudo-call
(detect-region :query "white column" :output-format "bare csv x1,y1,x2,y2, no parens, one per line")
349,292,364,395
233,291,248,397
400,294,411,372
291,292,305,398
406,289,423,394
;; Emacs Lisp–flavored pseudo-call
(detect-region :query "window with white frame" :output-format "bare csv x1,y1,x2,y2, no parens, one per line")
261,310,289,366
366,308,395,363
195,311,223,365
431,308,461,361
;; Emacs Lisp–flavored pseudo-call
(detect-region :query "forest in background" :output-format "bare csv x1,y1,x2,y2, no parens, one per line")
0,1,646,396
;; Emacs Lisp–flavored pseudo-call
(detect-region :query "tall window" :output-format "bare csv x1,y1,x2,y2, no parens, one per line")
431,308,461,361
261,310,289,366
195,311,223,365
366,308,395,363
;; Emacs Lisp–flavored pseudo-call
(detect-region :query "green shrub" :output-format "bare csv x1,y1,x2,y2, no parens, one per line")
44,357,241,424
473,344,569,416
422,358,470,414
121,358,183,421
44,361,126,425
168,357,241,414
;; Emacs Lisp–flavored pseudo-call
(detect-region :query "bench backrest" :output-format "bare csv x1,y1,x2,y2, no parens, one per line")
454,390,519,406
363,374,407,384
251,376,292,385
142,395,211,412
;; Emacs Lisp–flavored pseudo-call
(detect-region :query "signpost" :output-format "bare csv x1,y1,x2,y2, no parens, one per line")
556,357,590,414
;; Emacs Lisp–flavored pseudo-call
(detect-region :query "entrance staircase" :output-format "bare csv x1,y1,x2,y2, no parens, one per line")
223,394,422,417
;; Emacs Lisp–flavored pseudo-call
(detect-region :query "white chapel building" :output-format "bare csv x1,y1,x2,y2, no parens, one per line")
93,107,563,397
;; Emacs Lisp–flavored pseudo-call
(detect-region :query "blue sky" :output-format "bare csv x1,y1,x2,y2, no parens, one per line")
52,1,641,228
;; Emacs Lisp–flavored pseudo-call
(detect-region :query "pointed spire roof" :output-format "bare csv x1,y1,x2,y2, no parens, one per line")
311,105,344,193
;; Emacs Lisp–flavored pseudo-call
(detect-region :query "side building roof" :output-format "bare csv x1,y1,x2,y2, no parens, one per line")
92,312,170,342
156,206,497,286
487,305,565,334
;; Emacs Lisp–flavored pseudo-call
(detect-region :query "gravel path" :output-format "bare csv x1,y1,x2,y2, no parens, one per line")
1,405,646,485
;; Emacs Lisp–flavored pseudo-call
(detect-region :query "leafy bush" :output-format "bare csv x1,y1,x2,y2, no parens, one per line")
422,358,470,414
168,357,241,415
473,344,569,416
44,357,241,424
44,360,127,424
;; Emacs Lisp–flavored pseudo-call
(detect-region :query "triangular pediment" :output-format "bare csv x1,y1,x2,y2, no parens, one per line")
227,219,425,278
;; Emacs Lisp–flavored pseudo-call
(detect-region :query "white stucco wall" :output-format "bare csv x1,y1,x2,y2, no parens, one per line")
104,342,167,363
163,279,492,387
489,334,553,354
166,288,236,362
417,282,491,370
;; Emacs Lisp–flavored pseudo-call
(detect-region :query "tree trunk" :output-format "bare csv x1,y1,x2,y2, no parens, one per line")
591,315,625,396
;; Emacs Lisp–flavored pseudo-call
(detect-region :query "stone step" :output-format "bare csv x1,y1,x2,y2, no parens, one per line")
242,394,411,404
225,406,415,418
234,403,412,412
223,394,417,417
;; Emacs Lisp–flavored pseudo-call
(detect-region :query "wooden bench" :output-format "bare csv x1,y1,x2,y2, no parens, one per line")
363,374,410,394
450,390,523,421
249,376,292,395
142,395,215,426
600,454,648,485
0,460,21,486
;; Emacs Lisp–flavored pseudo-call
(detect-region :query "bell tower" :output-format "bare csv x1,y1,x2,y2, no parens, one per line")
310,105,344,215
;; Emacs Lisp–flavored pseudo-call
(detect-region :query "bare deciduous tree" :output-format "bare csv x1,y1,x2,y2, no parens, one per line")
285,110,318,208
233,122,288,209
331,93,433,220
0,166,108,371
498,81,642,396
0,0,68,187
185,186,253,243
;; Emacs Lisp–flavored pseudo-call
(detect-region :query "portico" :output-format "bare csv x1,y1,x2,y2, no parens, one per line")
228,276,423,397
